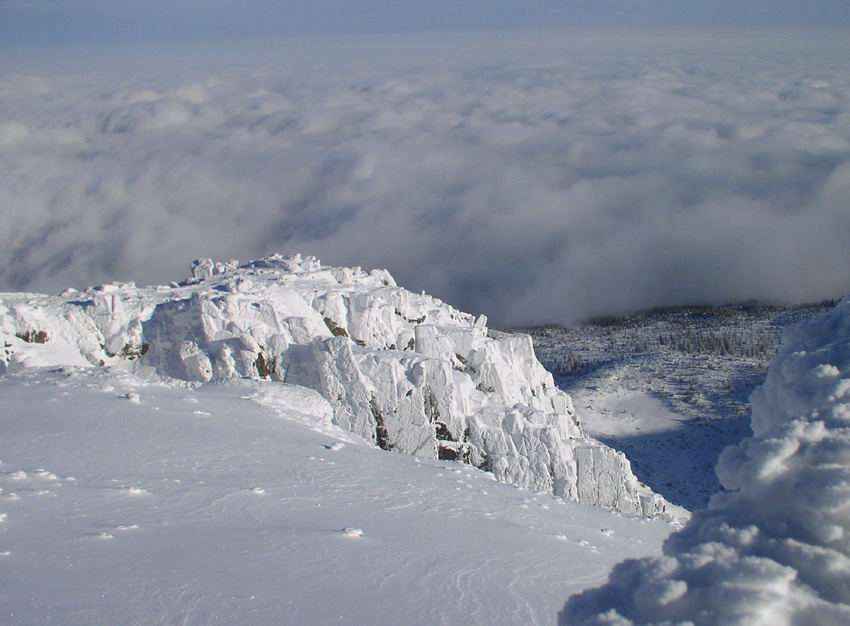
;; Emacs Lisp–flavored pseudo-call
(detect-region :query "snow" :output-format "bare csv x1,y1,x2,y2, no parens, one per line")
560,298,850,625
572,381,741,512
520,305,831,512
0,254,673,519
5,253,848,624
581,390,684,439
0,254,687,623
0,366,675,625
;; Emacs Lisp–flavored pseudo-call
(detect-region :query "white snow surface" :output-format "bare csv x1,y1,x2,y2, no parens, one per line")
561,298,850,625
0,254,673,521
0,360,676,624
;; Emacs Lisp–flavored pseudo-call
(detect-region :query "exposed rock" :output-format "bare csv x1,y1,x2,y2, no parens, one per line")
16,330,48,344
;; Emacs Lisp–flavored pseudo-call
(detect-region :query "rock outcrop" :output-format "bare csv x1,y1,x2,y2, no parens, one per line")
0,254,670,518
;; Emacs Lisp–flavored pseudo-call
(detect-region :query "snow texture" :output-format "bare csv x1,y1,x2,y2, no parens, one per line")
561,298,850,625
0,254,669,518
0,365,676,625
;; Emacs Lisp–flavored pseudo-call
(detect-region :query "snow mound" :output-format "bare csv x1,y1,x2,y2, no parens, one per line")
561,298,850,625
0,253,669,518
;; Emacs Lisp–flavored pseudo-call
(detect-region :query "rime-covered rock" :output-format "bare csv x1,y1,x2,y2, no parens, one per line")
0,254,671,518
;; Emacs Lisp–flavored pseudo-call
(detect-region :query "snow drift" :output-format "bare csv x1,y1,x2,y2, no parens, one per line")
0,254,668,518
561,298,850,625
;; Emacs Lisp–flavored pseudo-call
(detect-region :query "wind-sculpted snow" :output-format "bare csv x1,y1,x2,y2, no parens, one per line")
0,254,670,518
561,298,850,625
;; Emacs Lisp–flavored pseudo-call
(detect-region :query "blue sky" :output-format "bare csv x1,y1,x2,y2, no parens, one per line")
2,0,850,47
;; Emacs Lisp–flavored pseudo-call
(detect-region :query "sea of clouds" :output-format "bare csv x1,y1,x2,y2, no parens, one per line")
2,31,850,325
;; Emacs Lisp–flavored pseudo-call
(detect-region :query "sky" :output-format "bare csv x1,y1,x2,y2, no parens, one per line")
1,5,850,325
2,0,850,46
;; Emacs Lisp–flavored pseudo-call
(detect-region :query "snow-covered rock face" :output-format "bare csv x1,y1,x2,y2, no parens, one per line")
0,254,668,518
561,298,850,625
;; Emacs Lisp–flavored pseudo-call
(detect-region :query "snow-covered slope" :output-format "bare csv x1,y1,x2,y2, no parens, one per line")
561,298,850,625
0,366,677,626
0,254,671,518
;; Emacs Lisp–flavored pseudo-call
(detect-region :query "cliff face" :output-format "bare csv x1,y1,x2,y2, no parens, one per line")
1,253,670,518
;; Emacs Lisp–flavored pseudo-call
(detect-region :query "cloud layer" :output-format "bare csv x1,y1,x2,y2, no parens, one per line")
2,31,850,325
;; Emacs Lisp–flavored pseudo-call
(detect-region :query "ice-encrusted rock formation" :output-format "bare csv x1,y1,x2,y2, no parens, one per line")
561,298,850,625
1,254,668,518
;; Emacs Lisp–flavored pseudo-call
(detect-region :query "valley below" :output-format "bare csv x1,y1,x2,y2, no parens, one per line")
520,302,835,510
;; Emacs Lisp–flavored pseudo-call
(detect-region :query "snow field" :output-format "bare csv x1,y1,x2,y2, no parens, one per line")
0,367,674,625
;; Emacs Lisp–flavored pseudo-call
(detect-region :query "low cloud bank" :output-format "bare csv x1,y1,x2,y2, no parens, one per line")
561,298,850,624
2,32,850,324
